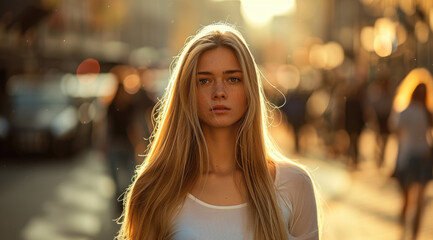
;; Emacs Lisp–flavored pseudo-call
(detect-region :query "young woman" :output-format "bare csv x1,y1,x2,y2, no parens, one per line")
116,23,320,240
391,81,433,239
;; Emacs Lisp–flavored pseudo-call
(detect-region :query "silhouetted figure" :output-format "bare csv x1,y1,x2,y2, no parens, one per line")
344,85,366,169
106,80,136,209
391,83,433,239
366,74,393,167
281,91,308,153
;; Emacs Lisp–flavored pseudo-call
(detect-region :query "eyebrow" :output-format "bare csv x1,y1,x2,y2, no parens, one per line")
197,70,242,75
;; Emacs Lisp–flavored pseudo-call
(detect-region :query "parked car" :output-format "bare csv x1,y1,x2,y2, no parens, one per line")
1,75,92,156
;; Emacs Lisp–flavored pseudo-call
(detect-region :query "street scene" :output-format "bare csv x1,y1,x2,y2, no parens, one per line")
1,0,433,239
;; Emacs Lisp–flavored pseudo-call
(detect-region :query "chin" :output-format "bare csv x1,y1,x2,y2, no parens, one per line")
200,119,242,130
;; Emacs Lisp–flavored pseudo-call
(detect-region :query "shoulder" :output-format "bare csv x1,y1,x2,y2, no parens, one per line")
274,160,313,187
273,159,316,204
400,104,426,120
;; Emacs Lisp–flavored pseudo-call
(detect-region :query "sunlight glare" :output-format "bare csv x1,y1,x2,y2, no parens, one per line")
240,0,296,26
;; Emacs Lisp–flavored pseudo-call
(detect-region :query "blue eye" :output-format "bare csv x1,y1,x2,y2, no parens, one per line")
228,77,241,83
198,79,210,85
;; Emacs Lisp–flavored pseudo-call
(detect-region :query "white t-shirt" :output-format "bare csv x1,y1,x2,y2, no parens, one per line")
172,161,319,240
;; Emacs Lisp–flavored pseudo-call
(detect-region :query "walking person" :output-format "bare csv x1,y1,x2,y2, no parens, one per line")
116,23,320,240
391,80,433,239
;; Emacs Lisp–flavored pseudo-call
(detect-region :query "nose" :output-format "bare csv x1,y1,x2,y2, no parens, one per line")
212,80,226,100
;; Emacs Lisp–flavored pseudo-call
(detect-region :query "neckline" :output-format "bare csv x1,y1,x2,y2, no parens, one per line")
187,162,280,210
187,193,247,209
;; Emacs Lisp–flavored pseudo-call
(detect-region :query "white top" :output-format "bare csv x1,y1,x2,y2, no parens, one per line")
172,161,319,240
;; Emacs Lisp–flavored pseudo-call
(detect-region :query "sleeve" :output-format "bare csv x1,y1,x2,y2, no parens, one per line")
288,171,319,240
277,163,319,240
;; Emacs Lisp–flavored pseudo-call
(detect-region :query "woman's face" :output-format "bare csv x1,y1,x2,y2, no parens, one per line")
196,47,248,130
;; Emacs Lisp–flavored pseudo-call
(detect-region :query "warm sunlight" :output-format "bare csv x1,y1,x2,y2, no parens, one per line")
240,0,296,26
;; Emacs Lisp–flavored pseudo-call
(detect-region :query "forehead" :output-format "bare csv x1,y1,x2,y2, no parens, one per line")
197,47,241,71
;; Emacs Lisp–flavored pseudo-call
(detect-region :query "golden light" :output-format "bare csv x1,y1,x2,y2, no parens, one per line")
123,74,141,95
299,67,322,91
308,42,344,70
374,18,396,41
415,21,429,43
399,0,415,16
309,44,327,69
291,47,310,67
360,0,374,5
323,42,344,69
430,9,433,32
374,35,393,57
306,90,330,118
393,68,433,113
240,0,296,26
275,64,300,93
361,26,375,52
396,23,407,46
383,7,397,18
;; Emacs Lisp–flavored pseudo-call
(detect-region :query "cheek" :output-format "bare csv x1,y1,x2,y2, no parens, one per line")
196,90,209,115
237,89,248,110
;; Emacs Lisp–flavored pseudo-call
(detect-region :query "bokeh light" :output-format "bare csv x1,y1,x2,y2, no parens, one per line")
275,64,300,93
323,42,344,69
306,90,330,118
309,42,344,69
76,58,100,84
309,44,327,69
361,26,375,52
78,102,96,124
415,21,429,43
299,67,322,91
374,35,393,57
399,0,415,16
374,18,396,41
123,74,141,95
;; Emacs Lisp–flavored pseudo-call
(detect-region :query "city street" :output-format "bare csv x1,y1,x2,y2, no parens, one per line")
1,126,433,240
0,150,120,240
302,156,433,240
271,123,433,240
1,0,433,240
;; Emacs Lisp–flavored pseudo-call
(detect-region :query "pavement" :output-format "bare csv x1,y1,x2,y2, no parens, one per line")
304,156,433,240
270,123,433,240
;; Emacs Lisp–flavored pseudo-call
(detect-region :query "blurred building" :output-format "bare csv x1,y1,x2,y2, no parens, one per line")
0,0,432,154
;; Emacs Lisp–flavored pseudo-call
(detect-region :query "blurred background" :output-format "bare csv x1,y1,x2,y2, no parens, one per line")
0,0,433,239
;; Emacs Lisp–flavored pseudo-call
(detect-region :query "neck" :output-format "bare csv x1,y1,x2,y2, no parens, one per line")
201,126,238,175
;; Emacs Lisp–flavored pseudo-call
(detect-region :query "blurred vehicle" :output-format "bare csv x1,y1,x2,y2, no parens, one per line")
1,72,117,157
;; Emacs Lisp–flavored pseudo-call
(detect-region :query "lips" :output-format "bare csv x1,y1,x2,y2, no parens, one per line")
211,105,230,113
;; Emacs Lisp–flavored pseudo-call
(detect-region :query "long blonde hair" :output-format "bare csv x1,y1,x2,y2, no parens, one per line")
117,23,292,240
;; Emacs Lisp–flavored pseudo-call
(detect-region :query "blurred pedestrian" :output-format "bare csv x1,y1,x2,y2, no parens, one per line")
344,82,366,169
366,74,393,167
116,23,320,240
106,66,137,209
281,90,309,153
391,82,433,239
